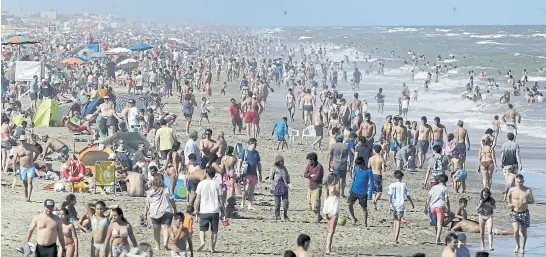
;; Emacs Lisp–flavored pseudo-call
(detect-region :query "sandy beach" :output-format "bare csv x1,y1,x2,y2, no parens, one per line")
2,72,545,257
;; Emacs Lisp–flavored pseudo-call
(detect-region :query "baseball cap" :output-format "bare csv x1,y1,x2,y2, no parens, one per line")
44,199,55,208
335,135,344,142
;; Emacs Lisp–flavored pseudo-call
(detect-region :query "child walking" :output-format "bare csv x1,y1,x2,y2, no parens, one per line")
199,97,211,126
387,170,415,244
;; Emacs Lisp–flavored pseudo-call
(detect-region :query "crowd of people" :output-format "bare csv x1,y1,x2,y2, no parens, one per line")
1,22,540,257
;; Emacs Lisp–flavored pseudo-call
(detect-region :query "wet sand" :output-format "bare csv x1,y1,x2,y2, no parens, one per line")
2,77,545,257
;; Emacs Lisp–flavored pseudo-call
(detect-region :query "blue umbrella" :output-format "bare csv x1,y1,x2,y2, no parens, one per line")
129,44,153,51
75,56,88,62
89,52,106,58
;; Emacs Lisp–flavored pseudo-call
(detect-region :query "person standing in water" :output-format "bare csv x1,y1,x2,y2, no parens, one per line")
502,104,521,140
375,88,385,114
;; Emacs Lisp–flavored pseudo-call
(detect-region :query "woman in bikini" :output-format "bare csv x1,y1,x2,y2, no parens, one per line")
477,188,496,251
91,201,110,257
322,173,340,254
478,137,497,189
104,207,138,257
221,146,238,211
59,208,78,257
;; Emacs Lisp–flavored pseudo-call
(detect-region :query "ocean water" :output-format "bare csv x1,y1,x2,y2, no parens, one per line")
266,25,546,257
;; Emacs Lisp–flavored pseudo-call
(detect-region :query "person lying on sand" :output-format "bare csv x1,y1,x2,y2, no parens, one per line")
449,219,513,235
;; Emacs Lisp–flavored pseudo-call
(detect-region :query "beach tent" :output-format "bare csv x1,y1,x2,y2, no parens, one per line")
78,146,114,174
33,99,62,127
100,132,151,154
82,98,103,116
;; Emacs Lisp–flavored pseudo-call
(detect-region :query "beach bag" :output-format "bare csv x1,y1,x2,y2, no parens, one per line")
240,149,249,176
271,169,287,196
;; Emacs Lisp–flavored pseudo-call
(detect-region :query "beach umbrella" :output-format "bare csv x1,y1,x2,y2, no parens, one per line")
2,36,38,45
129,43,153,51
78,48,94,58
181,47,199,53
105,47,131,55
75,56,89,62
113,93,155,113
89,52,106,58
62,57,86,65
116,58,139,69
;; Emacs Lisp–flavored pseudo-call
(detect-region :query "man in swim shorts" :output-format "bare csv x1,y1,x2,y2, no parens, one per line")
426,174,450,245
507,174,534,253
414,116,433,169
13,135,41,202
453,120,470,170
24,199,67,257
301,89,315,126
431,117,448,148
502,103,521,139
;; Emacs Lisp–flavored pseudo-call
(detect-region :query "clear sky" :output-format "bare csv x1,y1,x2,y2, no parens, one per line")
2,0,545,27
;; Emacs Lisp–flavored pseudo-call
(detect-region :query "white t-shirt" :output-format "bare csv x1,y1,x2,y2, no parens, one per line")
195,179,222,214
429,184,448,209
388,182,409,212
127,107,139,127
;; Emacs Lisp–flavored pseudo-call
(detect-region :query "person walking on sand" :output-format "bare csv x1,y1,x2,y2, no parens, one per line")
322,173,340,254
414,116,433,169
329,135,349,197
270,155,291,221
293,234,313,257
272,117,289,150
375,88,385,114
304,152,324,222
369,144,385,210
228,99,243,135
194,166,225,253
241,92,263,138
501,132,522,175
477,188,496,252
145,175,177,250
478,136,497,189
348,156,374,226
507,174,534,254
424,145,449,187
12,135,40,202
24,199,67,257
237,138,262,210
387,170,415,244
426,174,451,245
453,120,470,170
301,89,316,126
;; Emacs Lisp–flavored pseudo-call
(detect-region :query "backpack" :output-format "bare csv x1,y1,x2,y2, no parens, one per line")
433,155,445,175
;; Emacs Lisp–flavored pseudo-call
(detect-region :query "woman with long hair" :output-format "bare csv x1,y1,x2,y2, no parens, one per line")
478,136,497,189
322,173,340,254
269,155,290,221
104,207,138,257
477,188,496,251
221,146,238,207
144,174,177,250
59,208,78,257
91,201,109,257
163,140,183,194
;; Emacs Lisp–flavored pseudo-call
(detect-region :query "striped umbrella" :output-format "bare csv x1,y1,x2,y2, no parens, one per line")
2,36,38,45
114,93,156,113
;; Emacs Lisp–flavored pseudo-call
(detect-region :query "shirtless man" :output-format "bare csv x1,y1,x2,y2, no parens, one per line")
199,129,217,168
24,199,67,257
92,95,122,137
41,135,69,161
257,81,270,108
507,174,534,254
293,234,313,257
391,118,408,161
453,120,471,170
450,219,514,235
124,170,145,197
431,117,449,148
368,145,385,210
357,113,377,158
311,106,324,150
241,92,263,138
12,135,40,202
502,103,521,140
301,89,316,126
442,233,458,257
375,88,385,114
212,131,227,158
414,116,433,169
350,93,362,123
286,88,296,122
